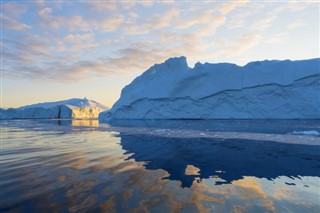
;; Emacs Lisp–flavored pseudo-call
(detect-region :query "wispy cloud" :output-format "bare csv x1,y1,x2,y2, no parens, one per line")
64,33,94,43
1,14,32,30
86,1,118,11
99,16,124,32
217,1,248,15
37,9,90,31
123,8,179,35
37,6,124,33
227,3,266,29
2,1,318,82
38,7,52,17
199,35,262,63
287,19,305,30
2,1,28,19
264,33,287,44
250,3,308,32
2,2,30,31
120,0,153,10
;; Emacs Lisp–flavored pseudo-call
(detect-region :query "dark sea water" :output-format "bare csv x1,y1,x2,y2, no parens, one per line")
1,119,320,213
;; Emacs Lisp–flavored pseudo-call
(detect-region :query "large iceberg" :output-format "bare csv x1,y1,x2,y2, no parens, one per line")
100,57,320,121
1,98,108,119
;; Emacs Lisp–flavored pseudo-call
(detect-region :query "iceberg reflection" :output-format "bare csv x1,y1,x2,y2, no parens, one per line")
119,134,320,188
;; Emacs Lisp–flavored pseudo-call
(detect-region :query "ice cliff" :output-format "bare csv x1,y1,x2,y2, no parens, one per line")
1,98,108,119
100,57,320,121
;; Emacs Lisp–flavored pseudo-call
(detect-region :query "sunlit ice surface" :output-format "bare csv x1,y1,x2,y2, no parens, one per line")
1,119,319,212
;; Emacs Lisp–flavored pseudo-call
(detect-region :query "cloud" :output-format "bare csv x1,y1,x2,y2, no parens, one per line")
57,42,99,52
38,10,90,31
120,0,153,9
147,8,180,29
64,33,94,43
217,1,248,15
126,12,139,23
33,0,45,5
250,14,277,31
2,1,249,82
157,32,199,45
3,1,318,83
1,14,32,31
250,3,307,32
194,16,226,37
120,1,136,10
287,1,307,11
158,0,175,4
38,7,52,17
231,33,262,54
227,19,244,29
175,2,246,32
2,2,30,31
3,34,206,82
214,33,262,58
100,16,124,32
54,33,98,52
138,0,153,7
287,19,305,30
2,2,27,19
86,1,117,11
123,8,179,34
264,33,287,44
177,10,220,29
3,35,54,63
178,1,247,29
37,7,124,33
123,5,227,36
227,3,266,29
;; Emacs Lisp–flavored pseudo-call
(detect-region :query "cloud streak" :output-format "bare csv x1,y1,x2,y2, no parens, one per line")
1,14,32,30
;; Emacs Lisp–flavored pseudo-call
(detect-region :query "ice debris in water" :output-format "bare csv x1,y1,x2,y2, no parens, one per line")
291,130,320,136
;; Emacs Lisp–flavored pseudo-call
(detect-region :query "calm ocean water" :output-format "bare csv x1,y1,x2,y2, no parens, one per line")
1,119,320,213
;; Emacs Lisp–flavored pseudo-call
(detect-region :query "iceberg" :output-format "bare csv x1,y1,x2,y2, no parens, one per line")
1,98,108,119
100,57,320,121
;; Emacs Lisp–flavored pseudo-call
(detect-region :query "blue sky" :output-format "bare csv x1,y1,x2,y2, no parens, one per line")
1,0,319,108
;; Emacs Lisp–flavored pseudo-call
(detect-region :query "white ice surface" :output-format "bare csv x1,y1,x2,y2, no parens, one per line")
1,98,109,119
100,57,320,120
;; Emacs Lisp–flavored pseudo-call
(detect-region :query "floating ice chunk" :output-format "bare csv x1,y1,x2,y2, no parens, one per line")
291,130,320,136
108,126,320,145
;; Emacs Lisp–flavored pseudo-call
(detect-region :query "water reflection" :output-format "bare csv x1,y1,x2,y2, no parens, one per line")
1,120,320,212
119,134,320,188
71,119,99,127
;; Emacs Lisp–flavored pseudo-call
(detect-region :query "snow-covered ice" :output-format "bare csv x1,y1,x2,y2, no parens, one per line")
100,57,320,121
1,98,108,119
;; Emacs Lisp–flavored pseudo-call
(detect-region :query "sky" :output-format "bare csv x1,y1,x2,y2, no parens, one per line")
1,0,319,108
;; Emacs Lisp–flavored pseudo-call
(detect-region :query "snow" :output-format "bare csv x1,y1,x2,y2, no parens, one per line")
1,98,108,119
100,56,320,121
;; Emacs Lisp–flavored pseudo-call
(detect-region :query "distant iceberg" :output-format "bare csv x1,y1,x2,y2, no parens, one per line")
1,98,108,119
100,57,320,121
